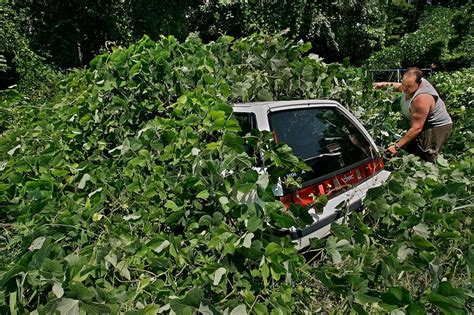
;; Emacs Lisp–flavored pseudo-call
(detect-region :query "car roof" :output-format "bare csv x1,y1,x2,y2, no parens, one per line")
233,99,342,110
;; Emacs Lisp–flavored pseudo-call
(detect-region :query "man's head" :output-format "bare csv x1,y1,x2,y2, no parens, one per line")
401,67,423,96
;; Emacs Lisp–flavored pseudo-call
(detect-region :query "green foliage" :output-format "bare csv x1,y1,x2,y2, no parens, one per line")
194,0,386,65
0,6,60,95
0,32,472,314
430,68,474,154
440,4,474,69
383,0,421,47
302,154,473,313
5,0,387,70
0,32,371,314
2,0,471,76
367,7,457,69
8,1,202,69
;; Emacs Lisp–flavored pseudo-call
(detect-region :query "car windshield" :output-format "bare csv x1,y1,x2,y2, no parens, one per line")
269,107,373,184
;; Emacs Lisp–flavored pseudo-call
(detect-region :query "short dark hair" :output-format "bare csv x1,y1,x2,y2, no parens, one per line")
404,67,423,84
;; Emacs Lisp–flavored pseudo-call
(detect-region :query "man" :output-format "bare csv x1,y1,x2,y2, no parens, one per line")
373,67,452,162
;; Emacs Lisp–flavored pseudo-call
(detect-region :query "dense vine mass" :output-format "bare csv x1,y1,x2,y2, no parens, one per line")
0,33,472,314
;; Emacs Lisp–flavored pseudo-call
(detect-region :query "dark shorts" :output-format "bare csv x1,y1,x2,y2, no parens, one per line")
406,124,452,162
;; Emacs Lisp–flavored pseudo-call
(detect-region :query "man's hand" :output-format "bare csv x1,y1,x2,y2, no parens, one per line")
373,82,386,89
372,82,402,91
386,144,398,156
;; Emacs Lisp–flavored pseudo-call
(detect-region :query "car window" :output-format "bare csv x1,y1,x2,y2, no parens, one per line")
234,112,257,136
269,107,373,183
234,112,260,163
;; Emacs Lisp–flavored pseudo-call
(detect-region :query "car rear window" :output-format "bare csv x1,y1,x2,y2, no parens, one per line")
234,112,257,136
269,107,373,184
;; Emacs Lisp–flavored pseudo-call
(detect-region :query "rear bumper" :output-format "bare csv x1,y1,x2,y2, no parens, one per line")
285,170,391,250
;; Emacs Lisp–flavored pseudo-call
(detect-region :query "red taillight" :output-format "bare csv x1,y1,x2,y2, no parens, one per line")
280,194,292,208
294,186,318,206
279,157,384,208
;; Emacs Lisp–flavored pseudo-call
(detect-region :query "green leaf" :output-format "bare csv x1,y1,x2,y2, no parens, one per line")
261,262,270,285
256,173,269,189
412,223,430,238
105,252,117,267
28,236,46,251
9,292,17,315
151,240,170,254
129,61,142,76
170,288,203,315
218,196,229,205
112,95,126,107
213,267,227,286
331,224,353,240
257,89,273,101
78,173,92,189
198,303,219,315
52,283,64,298
80,302,111,315
198,215,213,226
436,155,449,168
409,235,436,251
121,138,131,156
123,213,141,221
355,293,380,305
230,304,247,315
467,245,474,276
41,258,63,280
116,261,131,280
380,287,413,308
242,233,254,248
406,303,427,315
56,298,80,315
68,282,93,302
265,242,281,256
300,42,312,52
247,215,261,232
253,303,268,315
165,211,184,227
196,190,209,199
397,244,415,262
388,180,404,195
7,144,21,156
366,186,385,199
92,213,103,222
329,247,342,265
126,181,141,193
165,200,180,211
427,291,467,315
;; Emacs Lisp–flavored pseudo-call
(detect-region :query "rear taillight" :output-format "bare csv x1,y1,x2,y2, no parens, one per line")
280,157,384,208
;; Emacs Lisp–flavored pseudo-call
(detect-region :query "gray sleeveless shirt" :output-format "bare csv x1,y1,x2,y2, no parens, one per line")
400,78,452,128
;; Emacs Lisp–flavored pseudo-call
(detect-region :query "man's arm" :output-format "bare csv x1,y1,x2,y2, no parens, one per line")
387,94,433,155
373,82,402,91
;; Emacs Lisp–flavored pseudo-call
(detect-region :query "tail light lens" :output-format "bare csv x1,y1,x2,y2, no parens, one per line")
280,157,384,208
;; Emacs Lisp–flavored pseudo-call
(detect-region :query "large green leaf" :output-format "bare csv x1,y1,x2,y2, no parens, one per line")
170,288,204,315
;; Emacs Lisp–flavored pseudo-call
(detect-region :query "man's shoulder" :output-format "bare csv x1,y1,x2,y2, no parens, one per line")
412,93,435,109
421,78,440,91
420,77,432,86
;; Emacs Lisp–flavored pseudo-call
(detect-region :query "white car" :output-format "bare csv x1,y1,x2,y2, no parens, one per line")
232,100,391,249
